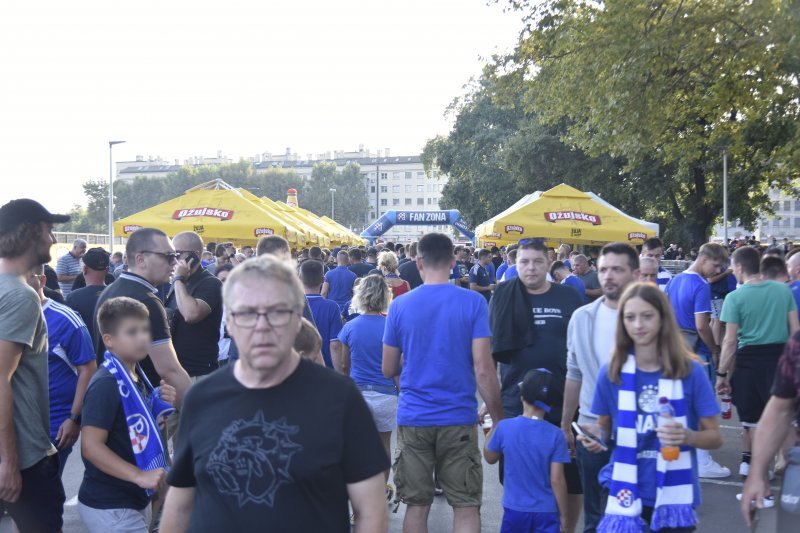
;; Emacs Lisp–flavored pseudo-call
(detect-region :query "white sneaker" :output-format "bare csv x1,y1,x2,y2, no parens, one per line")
736,493,775,509
699,458,731,478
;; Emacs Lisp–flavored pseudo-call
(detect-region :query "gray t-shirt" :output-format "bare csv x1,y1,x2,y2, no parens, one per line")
577,270,601,302
0,274,56,470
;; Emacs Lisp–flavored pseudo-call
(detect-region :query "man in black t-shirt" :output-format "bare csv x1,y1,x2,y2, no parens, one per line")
398,241,423,290
67,247,112,341
166,232,223,378
94,228,191,402
489,240,584,531
161,256,389,533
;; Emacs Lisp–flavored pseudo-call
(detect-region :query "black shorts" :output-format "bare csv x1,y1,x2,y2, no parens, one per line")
499,456,583,495
731,346,783,425
1,454,65,533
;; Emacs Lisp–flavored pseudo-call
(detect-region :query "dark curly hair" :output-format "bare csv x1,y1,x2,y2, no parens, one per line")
0,222,43,259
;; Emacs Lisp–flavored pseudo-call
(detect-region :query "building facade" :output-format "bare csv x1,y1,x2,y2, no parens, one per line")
712,188,800,243
116,147,453,242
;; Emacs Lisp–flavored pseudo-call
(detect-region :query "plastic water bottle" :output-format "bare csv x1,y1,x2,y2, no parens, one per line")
482,415,493,436
720,394,732,420
658,397,680,461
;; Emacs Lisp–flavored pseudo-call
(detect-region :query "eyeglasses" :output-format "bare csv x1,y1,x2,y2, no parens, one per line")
229,308,295,328
141,251,180,262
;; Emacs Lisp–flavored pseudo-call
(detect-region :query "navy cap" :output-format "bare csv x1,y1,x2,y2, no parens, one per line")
83,247,110,271
0,199,70,233
519,368,554,413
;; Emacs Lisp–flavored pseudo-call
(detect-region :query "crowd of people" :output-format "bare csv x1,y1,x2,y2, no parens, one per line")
0,197,799,532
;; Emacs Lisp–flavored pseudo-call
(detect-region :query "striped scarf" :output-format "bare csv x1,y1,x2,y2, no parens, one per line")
598,354,697,532
103,352,173,496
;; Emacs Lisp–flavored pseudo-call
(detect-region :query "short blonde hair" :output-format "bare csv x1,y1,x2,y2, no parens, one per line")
354,274,392,313
378,250,399,273
223,255,305,311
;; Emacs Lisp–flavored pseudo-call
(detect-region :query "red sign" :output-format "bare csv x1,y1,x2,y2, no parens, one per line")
254,228,275,237
628,232,647,241
172,207,234,220
505,225,524,234
544,211,601,225
122,225,142,234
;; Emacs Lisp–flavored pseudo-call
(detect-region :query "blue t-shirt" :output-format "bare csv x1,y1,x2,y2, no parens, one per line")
562,275,586,303
338,314,394,390
791,281,800,314
469,264,492,303
592,361,720,507
503,264,519,281
665,271,711,332
496,262,510,281
485,262,497,283
323,266,357,310
306,294,343,369
43,300,96,439
383,284,491,426
487,416,571,513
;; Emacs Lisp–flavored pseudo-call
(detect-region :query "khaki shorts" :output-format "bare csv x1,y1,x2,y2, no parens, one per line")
393,425,482,507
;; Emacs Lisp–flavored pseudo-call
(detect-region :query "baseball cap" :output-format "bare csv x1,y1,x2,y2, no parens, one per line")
83,247,110,271
519,368,554,413
0,199,70,233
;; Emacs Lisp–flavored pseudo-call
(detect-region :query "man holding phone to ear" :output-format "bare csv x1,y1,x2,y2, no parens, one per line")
167,231,224,379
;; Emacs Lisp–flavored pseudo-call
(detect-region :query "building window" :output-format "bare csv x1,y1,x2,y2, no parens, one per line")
370,186,375,193
380,186,387,193
392,185,400,193
795,218,800,228
785,218,791,227
427,198,433,205
393,198,400,206
393,172,400,180
431,170,438,178
417,185,424,192
380,199,387,206
370,211,375,219
369,172,376,178
417,198,424,205
405,198,412,205
405,185,413,193
380,172,388,180
417,171,424,178
774,201,781,211
786,200,792,211
405,172,412,179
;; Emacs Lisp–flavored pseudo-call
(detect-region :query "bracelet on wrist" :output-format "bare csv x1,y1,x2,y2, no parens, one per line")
173,276,186,284
716,371,728,378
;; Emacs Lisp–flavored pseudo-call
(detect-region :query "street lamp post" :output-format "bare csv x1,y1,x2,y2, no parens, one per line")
108,141,126,252
330,188,336,221
723,149,728,244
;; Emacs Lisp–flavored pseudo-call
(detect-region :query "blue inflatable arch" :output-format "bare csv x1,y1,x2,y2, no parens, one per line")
360,210,474,244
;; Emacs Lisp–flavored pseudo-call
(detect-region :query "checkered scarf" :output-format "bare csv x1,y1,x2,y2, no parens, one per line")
598,354,697,533
103,352,172,495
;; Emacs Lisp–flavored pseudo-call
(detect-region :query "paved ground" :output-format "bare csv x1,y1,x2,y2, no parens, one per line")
0,419,783,532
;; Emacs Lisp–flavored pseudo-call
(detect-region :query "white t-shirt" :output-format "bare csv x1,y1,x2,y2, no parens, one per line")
593,300,618,365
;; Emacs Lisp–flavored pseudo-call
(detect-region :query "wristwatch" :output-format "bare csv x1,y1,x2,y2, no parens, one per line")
715,371,728,378
173,276,186,284
68,413,81,424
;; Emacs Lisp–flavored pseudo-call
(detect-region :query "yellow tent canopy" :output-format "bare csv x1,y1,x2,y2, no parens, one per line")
476,183,659,248
320,216,366,246
114,180,307,247
238,191,330,247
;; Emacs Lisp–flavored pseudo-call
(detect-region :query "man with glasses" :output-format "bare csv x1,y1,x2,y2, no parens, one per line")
93,228,192,403
161,255,389,532
166,231,224,380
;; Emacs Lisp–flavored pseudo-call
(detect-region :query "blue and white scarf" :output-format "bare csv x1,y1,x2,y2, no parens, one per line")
598,354,697,533
103,352,173,495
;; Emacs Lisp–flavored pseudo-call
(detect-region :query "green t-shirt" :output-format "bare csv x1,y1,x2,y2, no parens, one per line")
720,280,797,348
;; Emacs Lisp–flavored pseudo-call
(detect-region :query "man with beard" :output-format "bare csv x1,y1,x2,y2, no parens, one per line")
561,243,639,532
0,199,70,531
489,239,584,532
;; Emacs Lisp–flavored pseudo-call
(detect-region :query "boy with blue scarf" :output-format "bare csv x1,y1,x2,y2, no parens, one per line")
78,297,175,533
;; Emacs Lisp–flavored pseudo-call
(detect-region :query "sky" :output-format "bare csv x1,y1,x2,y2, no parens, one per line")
0,0,523,213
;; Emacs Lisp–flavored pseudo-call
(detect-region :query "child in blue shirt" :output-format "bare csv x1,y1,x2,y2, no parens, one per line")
484,369,570,533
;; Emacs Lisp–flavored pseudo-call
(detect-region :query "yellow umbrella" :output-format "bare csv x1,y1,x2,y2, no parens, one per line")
114,180,306,247
284,204,349,245
476,183,659,248
252,194,331,247
320,216,365,246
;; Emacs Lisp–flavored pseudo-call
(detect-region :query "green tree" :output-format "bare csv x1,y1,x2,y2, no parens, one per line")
304,162,368,229
499,0,800,246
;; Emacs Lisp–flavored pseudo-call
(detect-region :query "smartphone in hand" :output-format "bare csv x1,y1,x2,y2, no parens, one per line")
572,422,609,451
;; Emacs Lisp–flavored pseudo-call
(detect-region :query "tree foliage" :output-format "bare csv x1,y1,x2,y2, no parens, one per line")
496,0,800,246
70,160,370,234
